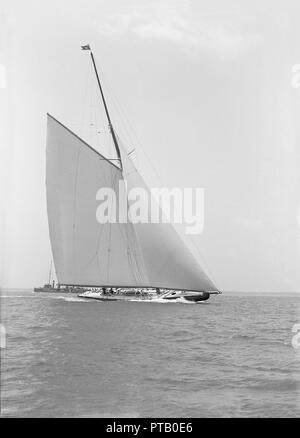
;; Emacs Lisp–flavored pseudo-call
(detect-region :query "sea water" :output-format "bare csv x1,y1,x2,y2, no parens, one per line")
1,289,299,417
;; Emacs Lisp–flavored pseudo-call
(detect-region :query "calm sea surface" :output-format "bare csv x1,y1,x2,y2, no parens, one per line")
1,289,299,417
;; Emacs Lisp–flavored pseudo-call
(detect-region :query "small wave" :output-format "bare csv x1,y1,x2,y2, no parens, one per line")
165,329,193,337
77,411,140,418
131,297,199,304
231,333,290,347
240,364,297,374
7,335,29,341
130,298,169,303
231,334,257,341
1,295,37,298
64,297,91,302
248,379,298,392
52,296,91,302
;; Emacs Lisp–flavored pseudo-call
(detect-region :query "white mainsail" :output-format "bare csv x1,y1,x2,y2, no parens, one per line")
46,114,218,292
46,114,149,287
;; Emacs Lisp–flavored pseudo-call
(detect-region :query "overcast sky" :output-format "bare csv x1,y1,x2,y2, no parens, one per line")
1,0,300,292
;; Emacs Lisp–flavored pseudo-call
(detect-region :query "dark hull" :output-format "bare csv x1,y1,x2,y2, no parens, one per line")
164,292,210,302
183,294,209,302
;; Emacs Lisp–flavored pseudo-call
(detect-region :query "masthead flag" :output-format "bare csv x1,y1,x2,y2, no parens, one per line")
81,44,91,51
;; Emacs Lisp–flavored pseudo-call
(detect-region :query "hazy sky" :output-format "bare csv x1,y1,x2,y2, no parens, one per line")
1,0,300,291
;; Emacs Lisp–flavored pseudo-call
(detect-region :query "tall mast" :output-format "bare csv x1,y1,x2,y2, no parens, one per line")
81,44,122,168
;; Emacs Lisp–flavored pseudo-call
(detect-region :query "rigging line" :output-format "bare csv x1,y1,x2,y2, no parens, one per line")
113,197,137,285
93,78,106,152
110,170,147,283
111,179,139,283
83,60,91,136
90,79,95,142
100,71,136,144
96,193,113,281
97,78,111,158
118,222,135,282
118,207,139,282
91,79,99,147
80,58,91,138
108,128,113,161
106,169,124,282
92,81,99,145
99,72,144,170
72,144,81,276
93,92,101,149
185,232,218,288
89,79,106,157
100,72,164,188
120,219,143,284
81,195,107,274
127,246,140,285
126,213,149,284
88,73,93,145
98,71,168,204
80,158,114,274
106,155,118,283
95,162,115,278
111,212,137,283
89,50,122,167
132,239,146,284
97,82,108,153
169,218,215,287
131,221,148,283
125,217,145,284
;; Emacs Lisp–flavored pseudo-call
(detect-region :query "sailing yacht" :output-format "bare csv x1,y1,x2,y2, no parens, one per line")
45,44,221,303
34,261,56,292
